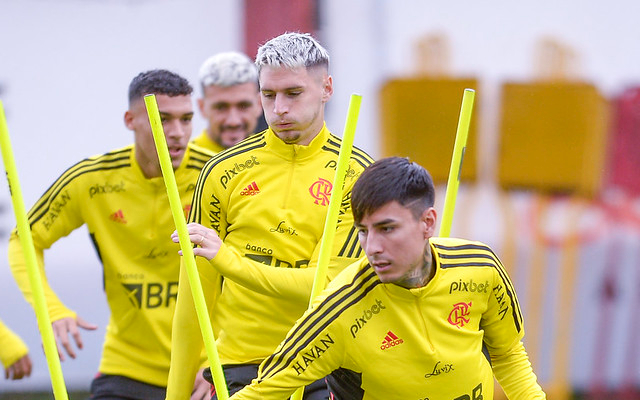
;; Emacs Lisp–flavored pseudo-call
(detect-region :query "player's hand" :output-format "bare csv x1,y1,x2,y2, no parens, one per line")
52,316,98,361
171,223,222,261
4,354,32,380
190,367,211,400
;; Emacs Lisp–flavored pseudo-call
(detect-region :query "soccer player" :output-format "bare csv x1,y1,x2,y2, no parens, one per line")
229,157,547,399
8,70,213,399
192,51,264,153
165,32,374,400
0,317,32,380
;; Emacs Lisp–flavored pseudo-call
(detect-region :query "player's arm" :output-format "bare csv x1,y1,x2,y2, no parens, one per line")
0,318,32,380
8,168,97,360
481,257,546,399
166,255,221,399
489,340,546,399
173,226,317,303
176,169,365,303
167,168,224,400
230,287,346,399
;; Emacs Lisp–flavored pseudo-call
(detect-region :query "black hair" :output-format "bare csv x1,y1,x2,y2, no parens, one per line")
351,156,435,223
128,69,193,104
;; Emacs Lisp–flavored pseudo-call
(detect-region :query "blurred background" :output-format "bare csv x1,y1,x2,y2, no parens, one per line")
1,0,640,398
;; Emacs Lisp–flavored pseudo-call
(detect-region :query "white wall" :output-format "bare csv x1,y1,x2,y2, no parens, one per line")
321,0,640,180
1,0,639,393
0,0,242,392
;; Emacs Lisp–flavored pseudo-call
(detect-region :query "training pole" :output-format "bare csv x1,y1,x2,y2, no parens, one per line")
291,94,362,400
0,100,69,400
438,88,475,237
144,95,229,400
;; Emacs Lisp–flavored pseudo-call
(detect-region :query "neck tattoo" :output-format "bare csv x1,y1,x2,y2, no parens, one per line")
399,243,434,289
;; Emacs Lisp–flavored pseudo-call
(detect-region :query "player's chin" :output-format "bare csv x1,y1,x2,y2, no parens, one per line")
372,269,395,283
221,132,248,147
171,155,186,169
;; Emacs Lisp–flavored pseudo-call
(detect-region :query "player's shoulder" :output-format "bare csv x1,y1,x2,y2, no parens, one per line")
60,144,134,179
187,142,216,159
185,142,216,169
431,237,492,250
312,259,382,323
327,257,378,291
431,237,501,270
38,145,133,203
203,132,267,169
324,132,375,170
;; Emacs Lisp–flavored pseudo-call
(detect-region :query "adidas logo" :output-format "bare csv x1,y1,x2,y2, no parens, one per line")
380,330,404,350
109,209,127,224
240,181,260,196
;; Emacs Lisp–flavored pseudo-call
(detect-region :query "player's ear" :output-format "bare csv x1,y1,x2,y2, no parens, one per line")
197,98,206,116
422,207,437,238
124,110,134,131
321,75,333,103
253,92,263,118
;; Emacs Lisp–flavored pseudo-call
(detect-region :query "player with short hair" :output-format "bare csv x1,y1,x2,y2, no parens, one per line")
166,32,374,400
229,157,547,399
193,51,263,152
9,69,213,399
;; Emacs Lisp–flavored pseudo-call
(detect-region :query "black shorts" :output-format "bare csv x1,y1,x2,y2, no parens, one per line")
326,368,364,400
204,364,329,400
89,373,166,400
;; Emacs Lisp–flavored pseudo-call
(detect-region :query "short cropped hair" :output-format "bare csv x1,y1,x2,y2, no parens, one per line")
351,157,436,224
198,51,258,91
255,32,329,73
128,69,193,105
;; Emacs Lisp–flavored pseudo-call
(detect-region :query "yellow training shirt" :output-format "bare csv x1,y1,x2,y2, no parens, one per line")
233,237,546,400
0,317,28,368
166,125,374,399
191,129,226,154
9,143,213,387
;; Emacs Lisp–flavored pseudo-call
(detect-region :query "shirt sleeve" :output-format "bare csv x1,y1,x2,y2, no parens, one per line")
209,244,315,304
209,166,364,304
481,256,546,399
166,168,224,400
490,341,546,399
166,256,222,399
0,318,29,368
8,169,85,322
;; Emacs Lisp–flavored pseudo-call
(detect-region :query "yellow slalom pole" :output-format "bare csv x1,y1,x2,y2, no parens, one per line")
0,101,69,400
144,95,229,400
291,94,362,400
438,88,475,237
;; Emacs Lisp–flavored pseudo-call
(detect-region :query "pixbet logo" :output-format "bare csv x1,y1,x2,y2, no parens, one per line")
449,279,490,294
89,181,125,198
323,160,357,179
350,299,386,338
220,156,260,189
